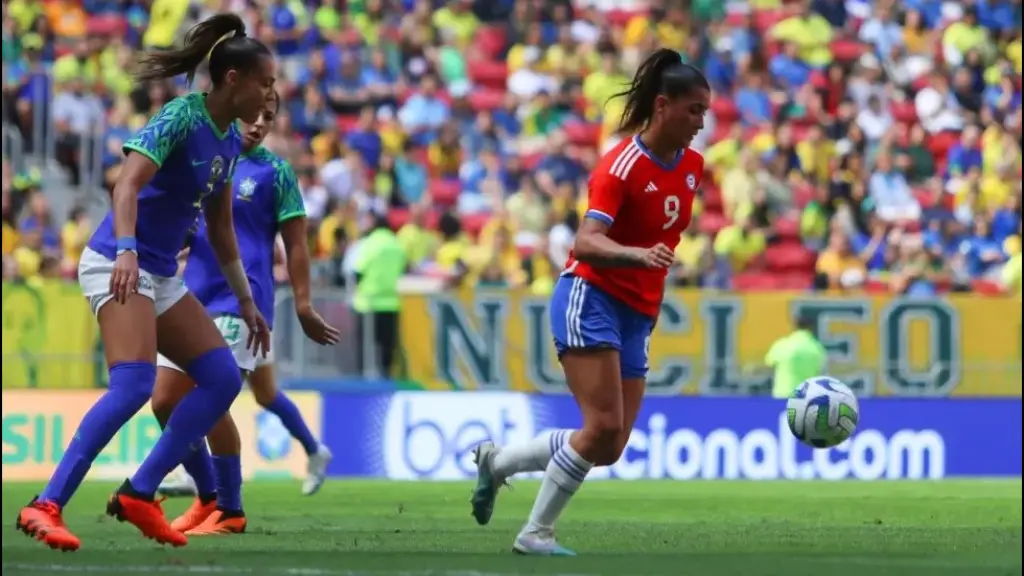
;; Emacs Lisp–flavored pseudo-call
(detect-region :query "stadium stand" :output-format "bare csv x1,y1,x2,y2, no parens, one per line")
1,0,1021,297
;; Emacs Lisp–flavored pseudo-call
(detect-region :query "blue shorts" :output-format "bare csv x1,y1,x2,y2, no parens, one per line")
549,274,655,379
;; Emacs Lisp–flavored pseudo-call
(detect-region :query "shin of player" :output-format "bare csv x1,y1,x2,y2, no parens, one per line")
472,49,710,556
15,14,275,552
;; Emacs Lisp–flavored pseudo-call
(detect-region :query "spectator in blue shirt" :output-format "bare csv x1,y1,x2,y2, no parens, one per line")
946,125,984,177
983,72,1022,116
363,48,398,108
735,73,773,126
705,37,738,93
398,75,451,146
328,54,372,115
770,42,812,94
990,191,1021,243
290,85,336,141
266,0,309,80
960,216,1007,279
812,0,848,28
346,106,384,169
297,50,337,97
395,141,429,204
859,4,903,59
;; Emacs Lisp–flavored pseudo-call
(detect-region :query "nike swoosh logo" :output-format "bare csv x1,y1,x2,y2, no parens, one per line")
192,160,208,166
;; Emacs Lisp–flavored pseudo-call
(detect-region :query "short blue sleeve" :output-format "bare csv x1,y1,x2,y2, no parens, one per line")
273,161,306,223
122,97,196,168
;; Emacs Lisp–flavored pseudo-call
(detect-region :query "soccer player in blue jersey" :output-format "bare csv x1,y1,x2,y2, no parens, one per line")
147,92,340,535
15,14,276,551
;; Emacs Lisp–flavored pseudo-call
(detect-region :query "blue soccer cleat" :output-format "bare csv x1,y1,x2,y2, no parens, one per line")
512,530,577,556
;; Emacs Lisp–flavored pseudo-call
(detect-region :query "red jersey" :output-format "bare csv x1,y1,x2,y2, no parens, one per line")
564,136,704,317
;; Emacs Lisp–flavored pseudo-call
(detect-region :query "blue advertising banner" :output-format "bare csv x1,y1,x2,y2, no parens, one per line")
322,392,1022,480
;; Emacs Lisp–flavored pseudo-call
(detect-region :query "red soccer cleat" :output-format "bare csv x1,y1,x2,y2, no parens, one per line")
106,481,187,547
170,497,217,533
15,498,81,551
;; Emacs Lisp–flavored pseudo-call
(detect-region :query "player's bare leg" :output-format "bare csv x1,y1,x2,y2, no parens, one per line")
513,349,625,556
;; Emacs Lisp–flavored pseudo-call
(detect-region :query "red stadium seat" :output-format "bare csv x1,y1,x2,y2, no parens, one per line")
606,9,640,26
891,100,918,125
864,279,889,293
336,115,359,132
521,153,544,170
927,131,960,159
563,122,601,147
774,217,800,241
754,10,786,32
467,60,509,90
461,213,489,238
387,208,411,230
468,89,505,112
702,185,723,213
87,15,127,36
972,280,1003,295
765,243,816,272
710,97,739,123
830,40,867,63
698,212,729,236
778,272,813,290
791,184,817,208
428,179,461,206
474,26,507,60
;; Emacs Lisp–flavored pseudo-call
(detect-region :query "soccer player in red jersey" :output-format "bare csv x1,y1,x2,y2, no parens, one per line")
468,48,710,556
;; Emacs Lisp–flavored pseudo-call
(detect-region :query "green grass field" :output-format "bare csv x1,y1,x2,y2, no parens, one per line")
2,480,1021,576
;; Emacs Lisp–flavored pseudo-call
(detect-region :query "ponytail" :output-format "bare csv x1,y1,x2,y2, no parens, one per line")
613,49,685,133
134,14,248,85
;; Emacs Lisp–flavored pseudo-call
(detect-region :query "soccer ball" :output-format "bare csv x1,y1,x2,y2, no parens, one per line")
786,377,860,449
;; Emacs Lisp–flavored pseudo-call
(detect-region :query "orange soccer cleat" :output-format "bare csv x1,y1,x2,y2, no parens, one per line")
15,498,81,552
184,508,247,536
106,481,187,547
170,497,217,533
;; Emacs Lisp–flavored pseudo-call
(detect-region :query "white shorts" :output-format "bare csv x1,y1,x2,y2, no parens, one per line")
156,314,274,374
79,247,188,316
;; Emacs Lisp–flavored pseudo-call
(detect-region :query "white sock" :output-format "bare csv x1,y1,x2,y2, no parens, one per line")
493,429,573,479
525,442,593,531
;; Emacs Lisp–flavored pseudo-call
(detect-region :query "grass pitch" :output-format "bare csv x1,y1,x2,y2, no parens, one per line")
2,480,1021,576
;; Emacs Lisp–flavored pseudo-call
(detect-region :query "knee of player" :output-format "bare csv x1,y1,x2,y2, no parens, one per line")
185,347,245,398
579,418,624,466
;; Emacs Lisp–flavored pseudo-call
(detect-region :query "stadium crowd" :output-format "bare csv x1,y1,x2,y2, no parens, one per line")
1,0,1022,297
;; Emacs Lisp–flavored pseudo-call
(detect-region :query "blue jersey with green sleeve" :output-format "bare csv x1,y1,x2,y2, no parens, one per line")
88,93,243,278
184,146,306,329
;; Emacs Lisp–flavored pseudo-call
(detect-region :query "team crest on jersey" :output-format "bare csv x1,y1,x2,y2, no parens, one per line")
685,173,697,190
209,156,225,183
237,177,257,201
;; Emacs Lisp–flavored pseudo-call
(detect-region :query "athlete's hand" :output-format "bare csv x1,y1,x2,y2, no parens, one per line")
638,243,675,269
297,303,342,346
240,298,271,358
110,251,140,304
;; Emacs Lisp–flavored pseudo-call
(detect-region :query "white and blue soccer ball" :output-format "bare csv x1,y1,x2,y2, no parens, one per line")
786,376,860,449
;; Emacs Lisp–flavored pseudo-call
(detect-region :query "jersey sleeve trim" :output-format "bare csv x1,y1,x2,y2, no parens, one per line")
584,209,614,226
122,143,163,168
272,160,307,224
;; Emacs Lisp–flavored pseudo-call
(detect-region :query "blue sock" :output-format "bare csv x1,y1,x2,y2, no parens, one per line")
180,443,217,501
265,392,318,456
212,455,243,513
39,362,155,507
128,348,242,497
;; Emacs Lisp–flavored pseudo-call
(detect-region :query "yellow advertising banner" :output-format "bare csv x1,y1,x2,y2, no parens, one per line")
1,281,101,389
399,290,1023,397
1,390,322,481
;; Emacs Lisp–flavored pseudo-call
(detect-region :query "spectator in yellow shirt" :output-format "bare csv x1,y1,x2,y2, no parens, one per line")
60,205,90,275
12,228,43,279
714,215,767,276
432,0,479,46
941,7,993,67
396,203,439,271
769,3,835,68
673,227,712,287
816,230,867,290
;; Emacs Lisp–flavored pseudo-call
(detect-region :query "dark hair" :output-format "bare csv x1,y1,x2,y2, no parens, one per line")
134,14,271,86
614,48,710,133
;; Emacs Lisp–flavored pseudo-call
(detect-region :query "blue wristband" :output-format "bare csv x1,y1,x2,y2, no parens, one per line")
116,237,137,252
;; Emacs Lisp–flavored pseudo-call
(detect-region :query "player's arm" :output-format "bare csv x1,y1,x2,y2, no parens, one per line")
274,162,314,314
574,173,648,267
204,164,253,304
114,99,192,242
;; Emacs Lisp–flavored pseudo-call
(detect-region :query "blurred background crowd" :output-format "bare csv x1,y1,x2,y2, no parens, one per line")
1,0,1022,297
